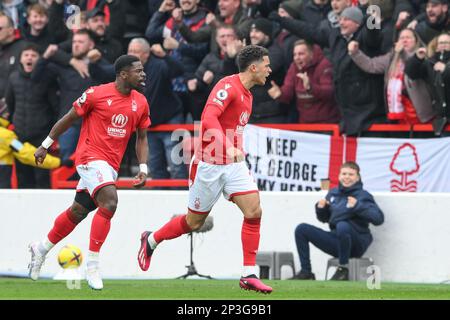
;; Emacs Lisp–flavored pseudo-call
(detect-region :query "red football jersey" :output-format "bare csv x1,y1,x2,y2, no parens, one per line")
73,82,151,171
197,74,252,164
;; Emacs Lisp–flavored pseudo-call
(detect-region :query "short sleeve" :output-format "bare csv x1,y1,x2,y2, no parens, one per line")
73,87,95,117
138,100,151,129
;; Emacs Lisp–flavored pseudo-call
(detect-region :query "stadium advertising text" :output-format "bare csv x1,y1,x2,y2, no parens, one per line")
244,125,330,191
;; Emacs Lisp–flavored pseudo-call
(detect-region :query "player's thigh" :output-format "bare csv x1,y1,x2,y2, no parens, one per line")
188,160,224,213
232,192,262,219
94,184,118,212
223,162,258,198
76,161,118,210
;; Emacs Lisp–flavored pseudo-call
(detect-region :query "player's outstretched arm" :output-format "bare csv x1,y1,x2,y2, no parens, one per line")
34,107,80,165
133,127,148,188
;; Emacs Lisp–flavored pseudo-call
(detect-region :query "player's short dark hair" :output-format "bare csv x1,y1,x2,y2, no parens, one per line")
114,54,140,75
236,45,269,72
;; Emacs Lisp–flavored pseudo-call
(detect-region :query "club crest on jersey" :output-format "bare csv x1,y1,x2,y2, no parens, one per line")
108,114,128,138
131,100,137,112
194,197,201,210
107,99,112,106
239,111,249,125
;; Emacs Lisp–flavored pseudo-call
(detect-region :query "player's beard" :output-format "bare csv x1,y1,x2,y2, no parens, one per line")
132,81,145,93
134,84,144,93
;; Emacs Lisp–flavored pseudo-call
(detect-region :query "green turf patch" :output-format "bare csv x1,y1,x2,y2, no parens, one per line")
1,278,449,300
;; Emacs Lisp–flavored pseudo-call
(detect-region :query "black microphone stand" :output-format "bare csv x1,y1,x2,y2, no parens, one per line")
176,232,213,279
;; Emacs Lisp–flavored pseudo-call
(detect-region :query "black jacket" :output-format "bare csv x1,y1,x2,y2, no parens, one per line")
300,0,332,27
145,9,209,80
5,66,58,141
193,51,234,93
0,39,28,98
31,57,108,119
275,14,386,135
222,39,287,122
405,51,450,135
415,13,450,45
89,54,185,125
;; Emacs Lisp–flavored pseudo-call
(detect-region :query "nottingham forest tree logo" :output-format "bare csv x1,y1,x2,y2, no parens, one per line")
389,143,420,192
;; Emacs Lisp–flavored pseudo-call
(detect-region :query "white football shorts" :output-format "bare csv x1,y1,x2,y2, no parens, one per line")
76,160,118,196
188,157,258,213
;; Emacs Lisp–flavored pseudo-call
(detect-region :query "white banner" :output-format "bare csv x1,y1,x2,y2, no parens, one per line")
243,125,331,191
356,137,450,192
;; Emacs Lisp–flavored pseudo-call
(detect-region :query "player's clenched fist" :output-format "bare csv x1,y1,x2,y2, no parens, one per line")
34,146,48,165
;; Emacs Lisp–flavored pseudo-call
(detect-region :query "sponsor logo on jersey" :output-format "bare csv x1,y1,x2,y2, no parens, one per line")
111,114,128,128
108,114,128,138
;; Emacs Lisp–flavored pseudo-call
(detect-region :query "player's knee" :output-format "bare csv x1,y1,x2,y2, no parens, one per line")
245,205,262,219
188,219,205,231
186,214,207,231
69,204,89,224
101,200,117,214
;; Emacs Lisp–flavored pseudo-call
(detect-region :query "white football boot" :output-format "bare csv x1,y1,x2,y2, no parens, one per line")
86,265,103,290
28,242,46,281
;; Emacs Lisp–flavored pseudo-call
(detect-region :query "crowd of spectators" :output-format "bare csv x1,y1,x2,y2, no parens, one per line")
0,0,449,188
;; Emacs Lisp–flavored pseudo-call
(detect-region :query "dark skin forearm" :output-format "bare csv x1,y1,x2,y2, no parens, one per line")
133,127,149,188
34,107,80,165
135,128,148,166
48,107,80,140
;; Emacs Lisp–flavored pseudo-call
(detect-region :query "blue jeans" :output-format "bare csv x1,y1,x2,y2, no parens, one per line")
59,124,80,161
294,222,372,273
148,113,187,180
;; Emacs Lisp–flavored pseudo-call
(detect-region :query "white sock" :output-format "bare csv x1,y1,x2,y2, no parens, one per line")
242,266,257,277
87,251,99,269
38,238,54,255
148,233,157,250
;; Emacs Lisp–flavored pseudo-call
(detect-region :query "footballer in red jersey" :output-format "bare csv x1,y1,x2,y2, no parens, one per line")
29,55,151,290
138,45,274,294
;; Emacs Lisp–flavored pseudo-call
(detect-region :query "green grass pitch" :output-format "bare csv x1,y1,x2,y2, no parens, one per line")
1,278,450,300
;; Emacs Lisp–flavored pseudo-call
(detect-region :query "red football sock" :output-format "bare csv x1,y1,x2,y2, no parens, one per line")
153,214,192,244
47,208,78,244
241,217,261,266
89,207,114,252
